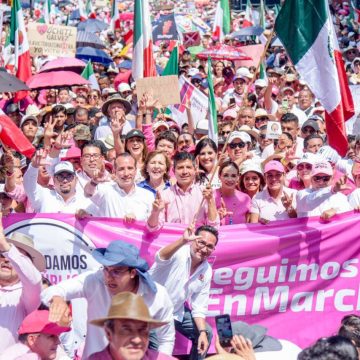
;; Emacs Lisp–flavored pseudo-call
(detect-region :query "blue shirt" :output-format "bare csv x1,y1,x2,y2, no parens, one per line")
137,180,171,196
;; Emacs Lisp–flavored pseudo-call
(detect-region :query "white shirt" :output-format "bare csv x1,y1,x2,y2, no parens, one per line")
89,183,154,219
149,245,212,322
94,120,132,140
269,100,307,127
296,186,352,218
348,188,360,209
23,165,96,214
0,245,42,353
41,270,175,358
251,187,297,221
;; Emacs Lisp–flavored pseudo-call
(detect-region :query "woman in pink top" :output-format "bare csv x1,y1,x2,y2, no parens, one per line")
239,160,265,199
215,160,251,225
288,153,316,190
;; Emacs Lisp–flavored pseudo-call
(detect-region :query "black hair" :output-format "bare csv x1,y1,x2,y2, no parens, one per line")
280,112,299,126
173,152,196,169
218,160,239,177
51,105,67,116
81,140,105,156
304,134,324,149
194,138,218,176
155,130,177,148
58,87,70,93
195,225,219,245
339,314,360,348
115,152,137,168
281,131,294,142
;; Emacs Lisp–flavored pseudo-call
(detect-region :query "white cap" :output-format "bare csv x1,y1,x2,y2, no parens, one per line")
26,104,41,117
240,160,263,176
228,131,251,144
99,135,115,150
195,119,209,135
152,120,169,132
296,152,319,167
235,67,253,79
254,79,267,88
54,161,75,175
118,83,131,93
188,68,200,77
20,115,38,128
317,146,340,164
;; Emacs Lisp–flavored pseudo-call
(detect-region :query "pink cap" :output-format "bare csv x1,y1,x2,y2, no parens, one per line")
264,160,285,174
61,146,81,161
223,108,237,120
311,161,333,177
18,310,71,336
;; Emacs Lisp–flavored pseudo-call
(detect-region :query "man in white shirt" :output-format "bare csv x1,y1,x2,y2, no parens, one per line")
296,161,351,219
149,225,218,360
42,240,175,358
24,151,95,214
83,153,154,220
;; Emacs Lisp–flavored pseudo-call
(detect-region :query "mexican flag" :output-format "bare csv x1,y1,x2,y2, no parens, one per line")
0,109,35,158
349,1,360,24
79,0,87,21
162,46,178,76
258,0,267,80
207,57,218,145
81,61,100,91
132,0,156,80
110,0,119,31
86,0,96,19
243,0,254,28
3,32,14,72
10,0,31,102
43,0,53,24
275,0,354,156
212,0,231,42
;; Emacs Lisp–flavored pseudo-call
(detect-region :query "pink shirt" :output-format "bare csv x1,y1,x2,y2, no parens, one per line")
0,342,40,360
6,184,34,213
288,177,305,191
87,347,177,360
214,189,251,225
0,246,42,353
143,123,156,151
150,182,220,230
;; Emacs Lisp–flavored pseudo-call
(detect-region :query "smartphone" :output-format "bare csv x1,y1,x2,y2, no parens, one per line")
229,97,235,106
281,98,289,110
215,314,233,347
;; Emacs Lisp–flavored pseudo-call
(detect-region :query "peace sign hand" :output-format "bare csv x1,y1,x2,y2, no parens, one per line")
281,192,294,210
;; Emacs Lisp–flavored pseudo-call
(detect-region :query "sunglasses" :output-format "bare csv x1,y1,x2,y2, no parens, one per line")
302,127,315,134
229,142,246,149
256,117,269,122
55,173,75,182
297,164,312,171
313,175,331,182
259,134,267,140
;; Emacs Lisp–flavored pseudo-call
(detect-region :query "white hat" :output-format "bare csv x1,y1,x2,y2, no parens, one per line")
254,79,267,88
255,108,275,120
296,152,319,167
235,67,253,79
317,146,340,164
118,83,131,93
20,115,38,128
240,160,263,176
152,120,169,132
195,119,209,135
54,161,75,176
188,68,200,77
228,131,251,144
99,135,115,150
26,104,41,117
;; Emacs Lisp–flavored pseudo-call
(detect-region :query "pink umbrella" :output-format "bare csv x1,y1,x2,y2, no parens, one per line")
27,71,90,90
39,57,86,74
197,44,252,61
119,12,134,21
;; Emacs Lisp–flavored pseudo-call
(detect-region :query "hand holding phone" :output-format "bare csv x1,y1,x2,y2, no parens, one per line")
215,314,233,347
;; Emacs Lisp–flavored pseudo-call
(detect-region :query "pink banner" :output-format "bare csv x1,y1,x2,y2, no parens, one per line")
3,212,360,351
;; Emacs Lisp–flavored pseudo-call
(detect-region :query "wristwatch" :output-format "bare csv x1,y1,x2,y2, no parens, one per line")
199,329,209,335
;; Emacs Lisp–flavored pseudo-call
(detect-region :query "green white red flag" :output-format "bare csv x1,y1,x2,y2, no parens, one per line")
207,58,218,145
110,0,119,31
81,61,100,91
212,0,231,42
10,0,31,102
275,0,354,156
243,0,254,28
132,0,156,80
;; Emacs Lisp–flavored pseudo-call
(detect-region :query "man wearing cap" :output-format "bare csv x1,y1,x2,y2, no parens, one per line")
5,103,22,127
24,150,95,214
88,292,176,360
73,124,92,149
221,73,249,110
42,241,175,358
0,216,44,352
296,161,351,219
94,95,133,140
20,115,40,145
226,131,254,166
250,160,297,223
0,309,71,359
149,225,218,360
300,119,320,139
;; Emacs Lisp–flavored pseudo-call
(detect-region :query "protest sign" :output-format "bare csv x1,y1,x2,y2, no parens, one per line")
183,31,201,47
152,13,178,42
27,23,77,57
136,75,180,106
3,212,360,352
266,121,282,139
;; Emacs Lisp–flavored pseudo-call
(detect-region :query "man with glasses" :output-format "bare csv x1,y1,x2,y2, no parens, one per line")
42,241,175,358
296,160,351,220
23,151,95,214
149,225,218,360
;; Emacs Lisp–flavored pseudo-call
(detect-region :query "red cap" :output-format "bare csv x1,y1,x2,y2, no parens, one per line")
18,310,71,336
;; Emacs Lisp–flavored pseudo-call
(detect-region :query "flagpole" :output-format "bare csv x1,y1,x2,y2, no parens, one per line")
190,29,274,227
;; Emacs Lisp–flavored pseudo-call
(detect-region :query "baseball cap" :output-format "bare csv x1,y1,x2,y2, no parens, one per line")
18,310,71,336
125,129,145,141
223,108,237,120
296,153,319,167
152,120,169,132
195,119,209,135
311,161,333,177
118,83,131,93
60,146,81,161
54,161,75,176
228,131,251,144
235,67,253,79
317,145,340,164
254,79,267,88
280,87,295,95
264,160,285,174
20,115,38,128
74,124,91,141
301,119,319,131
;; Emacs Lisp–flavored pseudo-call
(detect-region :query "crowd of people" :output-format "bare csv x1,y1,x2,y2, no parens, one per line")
0,0,360,358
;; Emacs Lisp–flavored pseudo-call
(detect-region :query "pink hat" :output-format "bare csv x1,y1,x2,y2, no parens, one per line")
223,108,237,120
18,310,71,336
264,160,285,174
61,146,81,161
311,161,333,177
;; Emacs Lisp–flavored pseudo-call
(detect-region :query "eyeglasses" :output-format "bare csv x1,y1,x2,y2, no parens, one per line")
302,127,315,134
221,131,231,136
196,239,215,251
229,142,246,149
313,175,331,182
103,266,130,278
55,173,75,182
297,164,312,171
82,153,102,160
259,134,267,140
256,117,269,122
265,173,283,180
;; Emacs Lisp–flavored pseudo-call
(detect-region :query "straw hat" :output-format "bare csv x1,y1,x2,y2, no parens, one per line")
91,292,168,328
6,232,46,272
101,95,132,117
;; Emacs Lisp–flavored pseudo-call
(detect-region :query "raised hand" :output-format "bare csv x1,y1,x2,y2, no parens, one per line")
231,335,256,360
3,150,16,174
181,226,202,244
218,198,233,220
110,116,124,136
332,175,351,193
152,191,166,213
44,116,58,143
202,183,214,202
31,149,49,168
281,192,294,210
